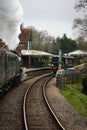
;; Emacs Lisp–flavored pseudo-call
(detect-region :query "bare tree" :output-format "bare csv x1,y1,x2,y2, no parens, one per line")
75,0,87,10
77,36,87,51
73,0,87,38
27,26,54,52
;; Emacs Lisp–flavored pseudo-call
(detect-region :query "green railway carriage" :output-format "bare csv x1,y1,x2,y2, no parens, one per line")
0,49,22,95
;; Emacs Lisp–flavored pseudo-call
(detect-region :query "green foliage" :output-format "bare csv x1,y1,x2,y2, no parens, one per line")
82,76,87,95
28,26,77,55
67,83,83,92
51,34,77,55
60,83,87,117
60,34,77,53
51,39,59,55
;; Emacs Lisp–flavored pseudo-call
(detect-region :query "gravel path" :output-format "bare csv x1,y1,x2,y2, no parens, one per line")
46,77,87,130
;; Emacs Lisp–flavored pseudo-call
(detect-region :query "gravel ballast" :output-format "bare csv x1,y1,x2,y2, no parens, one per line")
46,77,87,130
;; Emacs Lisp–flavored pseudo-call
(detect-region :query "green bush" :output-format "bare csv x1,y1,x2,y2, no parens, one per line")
82,76,87,95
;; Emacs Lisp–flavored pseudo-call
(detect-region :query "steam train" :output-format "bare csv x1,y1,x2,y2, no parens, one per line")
0,49,22,96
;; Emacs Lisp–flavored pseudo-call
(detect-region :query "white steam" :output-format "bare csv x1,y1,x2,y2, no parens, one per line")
0,0,23,50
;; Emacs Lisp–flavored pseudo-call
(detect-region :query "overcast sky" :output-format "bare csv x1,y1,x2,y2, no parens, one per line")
20,0,81,39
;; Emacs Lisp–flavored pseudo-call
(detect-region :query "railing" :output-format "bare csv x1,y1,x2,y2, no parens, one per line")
56,73,87,88
65,73,87,84
56,63,87,88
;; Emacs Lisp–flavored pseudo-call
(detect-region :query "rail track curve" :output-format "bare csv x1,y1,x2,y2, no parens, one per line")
23,73,66,130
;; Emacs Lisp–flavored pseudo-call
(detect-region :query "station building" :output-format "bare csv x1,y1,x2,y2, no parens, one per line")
16,26,54,68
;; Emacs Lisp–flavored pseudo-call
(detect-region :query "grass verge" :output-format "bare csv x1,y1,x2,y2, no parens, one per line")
59,83,87,117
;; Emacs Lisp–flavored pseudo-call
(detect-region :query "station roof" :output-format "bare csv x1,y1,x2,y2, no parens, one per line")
68,50,87,56
21,50,55,57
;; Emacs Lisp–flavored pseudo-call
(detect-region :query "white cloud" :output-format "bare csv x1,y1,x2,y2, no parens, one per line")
20,0,82,38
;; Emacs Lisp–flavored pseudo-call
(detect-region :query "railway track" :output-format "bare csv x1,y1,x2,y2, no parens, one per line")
0,67,65,130
23,73,65,130
0,69,52,130
1,68,86,130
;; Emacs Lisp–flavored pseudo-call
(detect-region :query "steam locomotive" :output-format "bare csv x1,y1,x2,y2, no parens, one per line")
0,49,22,97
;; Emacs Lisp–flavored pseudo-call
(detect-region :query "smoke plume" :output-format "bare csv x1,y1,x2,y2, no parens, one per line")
0,0,23,50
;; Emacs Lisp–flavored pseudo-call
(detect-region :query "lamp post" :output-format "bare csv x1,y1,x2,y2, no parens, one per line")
58,49,62,70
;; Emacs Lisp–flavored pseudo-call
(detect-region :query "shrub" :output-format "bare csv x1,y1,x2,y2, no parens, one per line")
82,76,87,95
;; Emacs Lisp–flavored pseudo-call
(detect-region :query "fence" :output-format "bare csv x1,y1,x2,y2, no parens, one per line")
56,73,87,88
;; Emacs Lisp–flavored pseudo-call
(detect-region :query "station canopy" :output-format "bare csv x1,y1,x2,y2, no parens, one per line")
21,50,55,57
68,50,87,56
